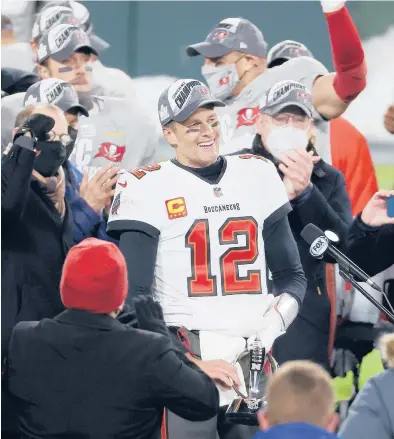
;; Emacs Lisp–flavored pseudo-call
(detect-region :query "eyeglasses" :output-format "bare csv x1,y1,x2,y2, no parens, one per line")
46,131,72,147
271,113,309,128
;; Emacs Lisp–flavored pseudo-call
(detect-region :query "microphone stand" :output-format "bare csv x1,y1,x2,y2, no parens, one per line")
338,268,394,324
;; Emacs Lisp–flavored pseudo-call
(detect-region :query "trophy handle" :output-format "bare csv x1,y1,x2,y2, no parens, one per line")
266,352,279,372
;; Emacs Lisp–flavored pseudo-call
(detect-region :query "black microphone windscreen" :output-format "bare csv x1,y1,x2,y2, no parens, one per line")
300,224,325,245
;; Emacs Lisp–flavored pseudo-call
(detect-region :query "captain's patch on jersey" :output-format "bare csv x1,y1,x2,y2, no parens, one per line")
165,197,188,220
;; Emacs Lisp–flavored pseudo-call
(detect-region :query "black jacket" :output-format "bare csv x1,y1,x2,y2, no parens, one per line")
6,309,219,439
1,68,39,96
232,136,353,366
346,215,394,276
1,137,73,359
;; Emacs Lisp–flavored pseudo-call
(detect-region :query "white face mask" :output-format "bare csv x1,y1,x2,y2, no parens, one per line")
265,126,309,158
201,64,239,101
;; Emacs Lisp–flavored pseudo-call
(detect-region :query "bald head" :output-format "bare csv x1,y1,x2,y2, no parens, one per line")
14,104,69,140
259,361,337,432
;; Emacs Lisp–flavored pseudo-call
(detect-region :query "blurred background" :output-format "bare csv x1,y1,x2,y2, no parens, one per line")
2,0,394,187
72,1,394,189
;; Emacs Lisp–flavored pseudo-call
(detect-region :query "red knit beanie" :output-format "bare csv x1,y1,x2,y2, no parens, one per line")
60,238,128,314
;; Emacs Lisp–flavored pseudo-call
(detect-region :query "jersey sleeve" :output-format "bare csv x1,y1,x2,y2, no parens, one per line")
278,57,329,121
261,160,292,226
107,169,164,237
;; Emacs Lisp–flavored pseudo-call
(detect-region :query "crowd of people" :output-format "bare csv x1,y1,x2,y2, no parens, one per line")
1,1,394,438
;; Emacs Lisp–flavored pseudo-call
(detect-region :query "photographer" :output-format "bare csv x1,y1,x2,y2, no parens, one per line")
232,80,353,368
21,79,119,244
1,104,74,360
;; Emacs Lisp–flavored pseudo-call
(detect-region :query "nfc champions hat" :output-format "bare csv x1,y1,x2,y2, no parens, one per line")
37,24,98,64
267,40,313,68
186,18,268,58
260,80,313,118
32,2,110,53
24,78,89,117
158,79,225,126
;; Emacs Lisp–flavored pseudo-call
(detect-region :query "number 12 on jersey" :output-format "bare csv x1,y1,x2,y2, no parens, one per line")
185,217,262,297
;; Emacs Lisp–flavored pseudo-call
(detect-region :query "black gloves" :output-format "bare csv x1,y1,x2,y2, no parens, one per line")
117,303,138,328
13,113,55,142
132,296,169,338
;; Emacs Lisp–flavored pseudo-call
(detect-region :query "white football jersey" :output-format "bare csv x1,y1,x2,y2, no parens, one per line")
218,57,331,163
108,155,290,337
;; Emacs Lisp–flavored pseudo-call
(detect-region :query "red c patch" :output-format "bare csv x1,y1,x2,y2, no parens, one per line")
236,107,259,128
94,143,126,163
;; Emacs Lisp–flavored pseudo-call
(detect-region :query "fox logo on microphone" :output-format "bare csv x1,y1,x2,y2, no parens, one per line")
310,236,329,258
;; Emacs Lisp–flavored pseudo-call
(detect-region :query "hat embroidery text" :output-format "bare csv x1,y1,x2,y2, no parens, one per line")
45,12,63,31
174,80,201,109
55,28,72,48
272,82,305,102
46,84,65,104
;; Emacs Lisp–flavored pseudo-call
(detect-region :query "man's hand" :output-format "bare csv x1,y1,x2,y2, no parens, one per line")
132,296,169,338
278,147,314,200
361,190,394,227
79,164,119,213
384,105,394,134
187,356,241,391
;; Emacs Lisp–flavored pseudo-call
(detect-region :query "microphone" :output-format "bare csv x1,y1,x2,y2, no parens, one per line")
300,224,382,292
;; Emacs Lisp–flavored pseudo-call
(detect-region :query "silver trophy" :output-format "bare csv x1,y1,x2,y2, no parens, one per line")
225,334,279,426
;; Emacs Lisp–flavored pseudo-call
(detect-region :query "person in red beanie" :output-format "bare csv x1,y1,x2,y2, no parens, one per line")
4,238,219,439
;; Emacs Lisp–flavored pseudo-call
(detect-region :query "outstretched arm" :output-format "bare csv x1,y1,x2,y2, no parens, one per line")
312,1,366,119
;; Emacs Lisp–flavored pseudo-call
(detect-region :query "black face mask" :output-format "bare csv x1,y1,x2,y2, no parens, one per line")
34,140,67,177
65,126,78,161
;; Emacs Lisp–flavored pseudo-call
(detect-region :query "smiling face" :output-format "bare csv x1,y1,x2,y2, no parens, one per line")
163,107,221,168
